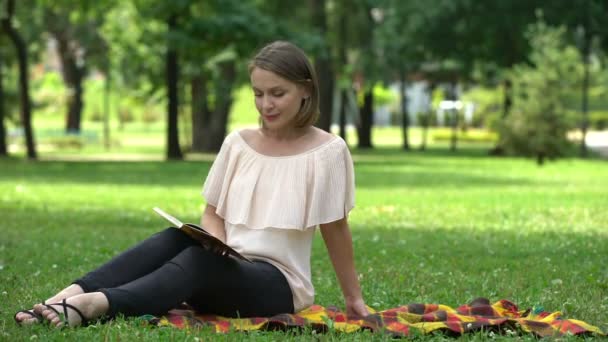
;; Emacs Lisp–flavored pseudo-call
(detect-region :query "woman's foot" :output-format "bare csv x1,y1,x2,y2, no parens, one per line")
34,292,109,328
15,284,84,326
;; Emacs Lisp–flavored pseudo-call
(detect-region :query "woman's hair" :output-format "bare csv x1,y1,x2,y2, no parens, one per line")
249,41,320,127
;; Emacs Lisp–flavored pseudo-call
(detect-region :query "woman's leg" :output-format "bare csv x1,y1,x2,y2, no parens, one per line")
35,245,293,327
18,227,196,325
74,227,198,292
188,259,294,317
101,245,293,318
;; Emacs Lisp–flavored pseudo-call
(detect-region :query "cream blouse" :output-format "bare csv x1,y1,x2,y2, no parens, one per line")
201,130,355,312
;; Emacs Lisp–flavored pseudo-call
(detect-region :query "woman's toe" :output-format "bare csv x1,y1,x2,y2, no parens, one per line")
51,316,62,327
33,304,45,315
23,317,38,325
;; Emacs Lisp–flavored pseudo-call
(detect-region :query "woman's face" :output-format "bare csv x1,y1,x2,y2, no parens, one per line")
250,67,309,131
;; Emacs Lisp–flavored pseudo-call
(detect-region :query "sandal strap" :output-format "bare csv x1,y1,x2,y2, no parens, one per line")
44,298,88,327
14,310,42,325
59,299,87,324
43,302,62,319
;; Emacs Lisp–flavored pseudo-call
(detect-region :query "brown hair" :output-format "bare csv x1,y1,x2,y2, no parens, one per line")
249,41,320,127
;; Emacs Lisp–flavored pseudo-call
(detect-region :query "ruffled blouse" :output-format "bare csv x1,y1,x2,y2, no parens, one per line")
202,130,355,312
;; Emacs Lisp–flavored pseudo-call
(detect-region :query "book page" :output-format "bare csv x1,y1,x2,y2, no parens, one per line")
153,207,183,227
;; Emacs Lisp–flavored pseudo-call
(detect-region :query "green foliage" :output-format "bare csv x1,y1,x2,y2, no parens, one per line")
355,84,398,111
229,85,258,127
461,86,502,128
589,110,608,130
141,106,162,126
29,71,67,118
356,83,397,108
430,87,444,109
373,84,397,107
416,111,436,127
499,22,582,164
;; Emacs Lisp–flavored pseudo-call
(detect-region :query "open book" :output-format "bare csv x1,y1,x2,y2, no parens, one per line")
153,207,251,263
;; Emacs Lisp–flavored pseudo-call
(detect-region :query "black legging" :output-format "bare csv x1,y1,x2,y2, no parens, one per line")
73,228,294,318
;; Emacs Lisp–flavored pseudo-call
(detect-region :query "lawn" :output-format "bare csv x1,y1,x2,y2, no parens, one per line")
1,146,607,340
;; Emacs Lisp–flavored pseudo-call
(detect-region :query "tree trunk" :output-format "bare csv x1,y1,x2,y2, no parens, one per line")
52,30,85,133
339,90,347,141
536,151,545,166
357,90,373,148
502,79,512,119
65,75,84,132
400,68,409,150
191,73,210,152
0,53,7,156
2,0,36,159
200,61,236,152
421,83,435,151
315,59,334,132
103,66,111,150
337,9,347,142
420,114,428,151
166,14,182,160
448,82,458,152
580,0,591,158
311,0,333,132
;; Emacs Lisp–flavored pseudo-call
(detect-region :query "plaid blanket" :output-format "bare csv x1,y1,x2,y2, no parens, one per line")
146,298,605,338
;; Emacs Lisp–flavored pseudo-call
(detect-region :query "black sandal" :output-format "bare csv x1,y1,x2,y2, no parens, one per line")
14,309,42,326
42,298,89,328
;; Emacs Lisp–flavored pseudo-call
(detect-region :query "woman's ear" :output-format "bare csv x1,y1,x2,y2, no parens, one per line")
300,79,313,99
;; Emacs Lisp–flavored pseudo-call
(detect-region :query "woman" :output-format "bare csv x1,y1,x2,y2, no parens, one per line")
15,40,368,328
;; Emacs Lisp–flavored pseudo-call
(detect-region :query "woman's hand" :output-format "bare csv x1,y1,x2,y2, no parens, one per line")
345,297,369,319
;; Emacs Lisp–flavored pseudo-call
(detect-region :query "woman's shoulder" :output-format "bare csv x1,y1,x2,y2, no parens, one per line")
236,128,257,140
308,126,336,145
308,127,349,156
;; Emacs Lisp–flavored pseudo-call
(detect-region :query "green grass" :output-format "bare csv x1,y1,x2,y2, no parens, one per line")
1,146,607,340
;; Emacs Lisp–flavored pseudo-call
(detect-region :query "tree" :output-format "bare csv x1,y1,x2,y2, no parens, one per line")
310,0,334,132
335,4,350,142
376,0,431,150
165,13,182,160
0,49,6,156
413,0,608,156
499,23,581,165
133,0,193,160
38,1,112,133
184,0,278,152
353,0,380,149
1,0,36,159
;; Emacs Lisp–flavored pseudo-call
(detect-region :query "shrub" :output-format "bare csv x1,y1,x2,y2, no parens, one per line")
460,86,502,129
118,108,135,128
416,111,437,127
499,21,580,165
142,106,162,125
89,111,104,122
46,135,86,149
589,111,608,130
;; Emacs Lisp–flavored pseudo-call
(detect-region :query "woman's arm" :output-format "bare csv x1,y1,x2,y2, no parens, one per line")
201,204,226,243
320,217,369,318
